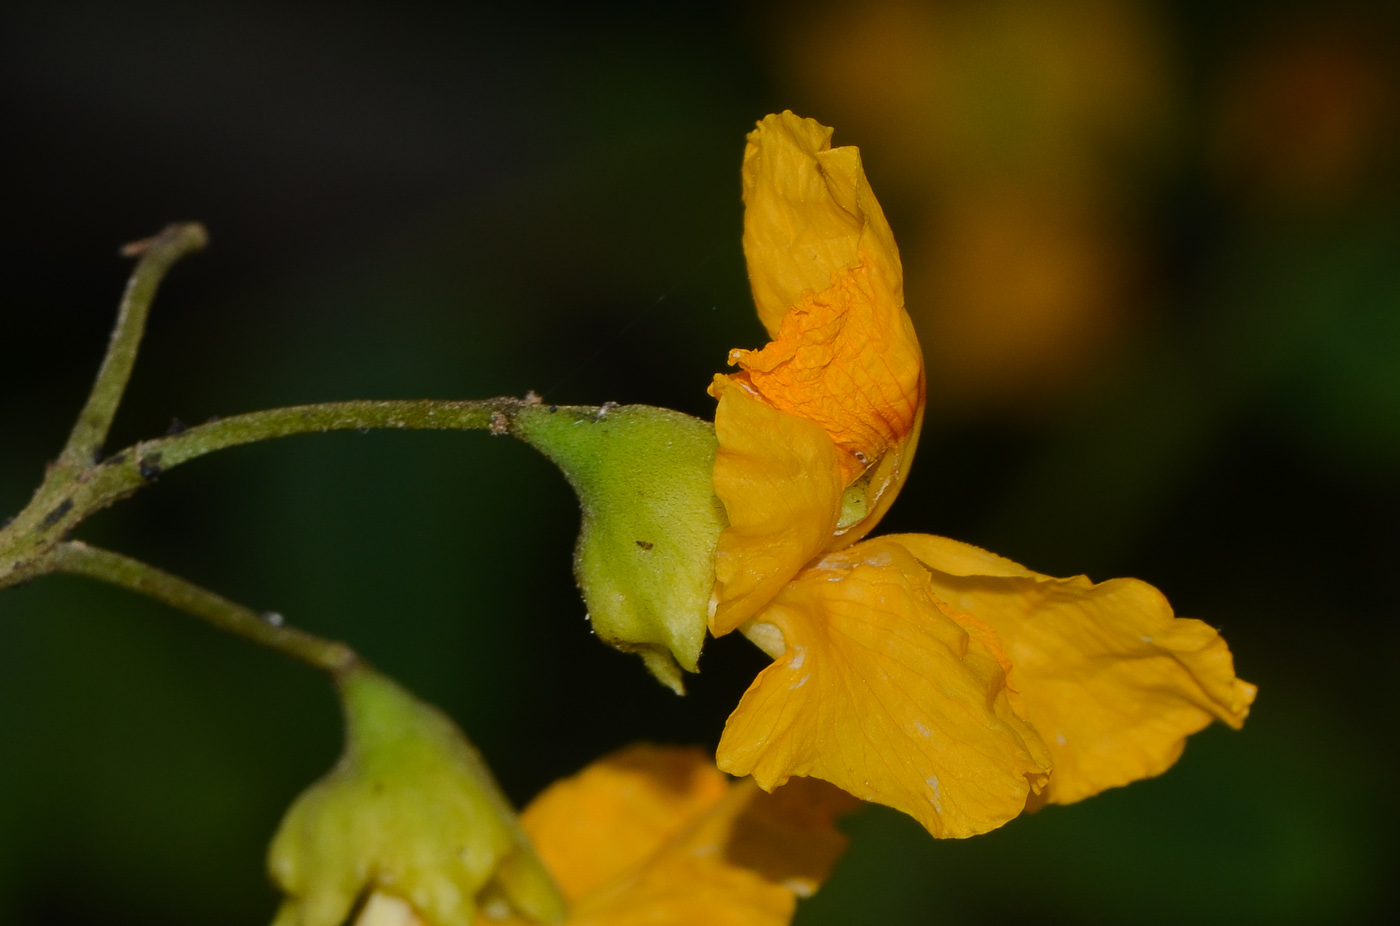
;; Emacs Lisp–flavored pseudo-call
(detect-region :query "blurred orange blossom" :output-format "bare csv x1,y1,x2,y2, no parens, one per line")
355,746,855,926
771,0,1177,415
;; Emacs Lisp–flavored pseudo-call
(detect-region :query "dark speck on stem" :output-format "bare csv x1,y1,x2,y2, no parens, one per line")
138,453,164,481
39,499,75,530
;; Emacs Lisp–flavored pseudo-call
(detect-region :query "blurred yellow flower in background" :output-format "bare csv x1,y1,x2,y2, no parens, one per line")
709,112,1254,839
355,745,855,926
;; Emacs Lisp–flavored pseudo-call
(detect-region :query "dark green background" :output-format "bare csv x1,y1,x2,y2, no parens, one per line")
2,1,1397,923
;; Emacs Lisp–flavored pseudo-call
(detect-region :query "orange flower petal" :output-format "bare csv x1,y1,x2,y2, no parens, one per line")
474,745,854,926
887,534,1258,806
728,261,925,486
708,378,844,636
717,538,1051,839
741,112,902,340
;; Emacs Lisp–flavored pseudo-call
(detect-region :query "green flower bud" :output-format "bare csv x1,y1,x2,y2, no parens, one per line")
268,668,565,926
513,403,726,694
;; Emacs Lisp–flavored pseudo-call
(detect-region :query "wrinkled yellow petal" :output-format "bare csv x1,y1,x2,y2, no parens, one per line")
478,745,854,926
741,112,901,340
709,378,844,636
887,534,1257,806
727,261,925,486
717,538,1051,839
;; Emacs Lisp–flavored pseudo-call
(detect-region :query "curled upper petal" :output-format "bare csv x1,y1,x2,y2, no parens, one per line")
741,112,902,339
710,113,926,629
886,534,1257,806
717,538,1051,839
732,111,924,494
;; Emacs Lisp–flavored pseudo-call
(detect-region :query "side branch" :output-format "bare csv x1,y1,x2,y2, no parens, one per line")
60,223,209,468
51,541,358,675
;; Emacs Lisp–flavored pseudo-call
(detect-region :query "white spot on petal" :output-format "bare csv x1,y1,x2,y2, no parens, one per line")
789,646,806,669
925,775,943,813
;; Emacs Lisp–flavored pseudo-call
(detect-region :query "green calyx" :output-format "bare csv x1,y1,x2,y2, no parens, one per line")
268,667,566,926
513,403,727,694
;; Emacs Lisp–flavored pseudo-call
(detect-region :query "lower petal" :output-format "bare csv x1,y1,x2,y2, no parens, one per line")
717,539,1051,838
888,534,1257,806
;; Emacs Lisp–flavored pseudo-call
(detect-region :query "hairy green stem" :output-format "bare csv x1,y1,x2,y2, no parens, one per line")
51,541,357,674
0,396,567,590
149,397,526,469
58,223,209,469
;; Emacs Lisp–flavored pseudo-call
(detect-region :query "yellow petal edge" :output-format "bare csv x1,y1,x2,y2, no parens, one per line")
887,534,1257,806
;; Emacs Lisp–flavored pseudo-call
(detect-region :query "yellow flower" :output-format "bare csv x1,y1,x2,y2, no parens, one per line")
352,745,856,926
709,112,1256,838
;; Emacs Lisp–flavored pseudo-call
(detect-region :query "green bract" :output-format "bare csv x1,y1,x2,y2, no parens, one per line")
268,668,565,926
514,403,727,693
